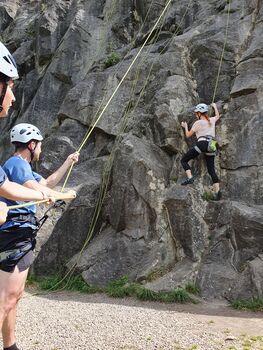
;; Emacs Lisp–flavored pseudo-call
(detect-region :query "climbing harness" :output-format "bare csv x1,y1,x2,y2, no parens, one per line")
7,213,40,226
195,135,219,154
0,200,66,268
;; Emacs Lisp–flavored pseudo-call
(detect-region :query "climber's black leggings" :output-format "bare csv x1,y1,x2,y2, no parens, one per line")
181,141,220,184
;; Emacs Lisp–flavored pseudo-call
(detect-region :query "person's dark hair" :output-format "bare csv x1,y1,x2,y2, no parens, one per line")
12,140,38,152
0,72,8,83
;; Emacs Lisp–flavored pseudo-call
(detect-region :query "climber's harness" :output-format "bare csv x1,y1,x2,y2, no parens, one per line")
195,135,218,156
0,200,66,266
6,213,40,226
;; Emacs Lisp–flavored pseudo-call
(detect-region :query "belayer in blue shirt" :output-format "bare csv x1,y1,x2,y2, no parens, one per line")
0,41,78,350
0,121,78,350
0,122,78,271
0,42,58,226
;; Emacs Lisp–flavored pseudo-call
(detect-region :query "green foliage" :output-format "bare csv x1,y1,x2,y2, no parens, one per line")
170,176,178,182
25,21,36,38
202,190,216,201
107,275,129,288
136,287,159,301
185,283,200,296
159,288,196,303
106,276,131,298
28,274,197,304
230,298,263,312
28,273,100,293
146,267,169,282
104,52,121,68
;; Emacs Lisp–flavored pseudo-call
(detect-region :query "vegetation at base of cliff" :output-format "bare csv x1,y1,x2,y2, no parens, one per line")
104,52,121,68
230,298,263,312
27,274,198,304
185,283,201,296
27,273,101,293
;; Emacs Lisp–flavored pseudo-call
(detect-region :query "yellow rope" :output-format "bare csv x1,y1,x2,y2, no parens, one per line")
7,194,76,210
24,1,192,295
48,2,193,292
8,199,49,210
38,1,179,292
212,0,231,103
61,0,174,191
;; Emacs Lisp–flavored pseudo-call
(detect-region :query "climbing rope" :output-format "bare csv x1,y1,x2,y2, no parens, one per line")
7,193,76,210
211,0,232,103
20,0,231,293
58,0,233,291
47,2,193,292
61,0,174,190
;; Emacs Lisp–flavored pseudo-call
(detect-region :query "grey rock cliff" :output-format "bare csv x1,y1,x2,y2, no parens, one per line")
0,0,262,299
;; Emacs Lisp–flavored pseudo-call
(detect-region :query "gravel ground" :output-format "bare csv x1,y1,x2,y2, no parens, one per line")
2,289,263,350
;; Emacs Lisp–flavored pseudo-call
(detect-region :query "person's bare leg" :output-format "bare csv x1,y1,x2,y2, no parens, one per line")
213,182,220,193
186,169,192,178
0,267,28,348
2,306,17,348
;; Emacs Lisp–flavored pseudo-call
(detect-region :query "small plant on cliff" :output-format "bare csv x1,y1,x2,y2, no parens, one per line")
202,190,216,201
170,176,178,183
104,52,121,68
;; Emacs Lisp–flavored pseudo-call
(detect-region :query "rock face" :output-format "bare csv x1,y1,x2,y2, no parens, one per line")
0,0,263,300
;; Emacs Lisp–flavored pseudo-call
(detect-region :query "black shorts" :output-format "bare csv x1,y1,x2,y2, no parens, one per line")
17,250,34,272
0,226,36,273
0,250,34,273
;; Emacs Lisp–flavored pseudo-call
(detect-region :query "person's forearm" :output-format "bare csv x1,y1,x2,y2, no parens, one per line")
0,179,44,201
213,104,220,119
24,180,72,199
45,161,71,188
184,126,191,138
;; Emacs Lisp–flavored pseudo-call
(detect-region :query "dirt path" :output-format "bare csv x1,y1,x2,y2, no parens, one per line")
2,289,263,350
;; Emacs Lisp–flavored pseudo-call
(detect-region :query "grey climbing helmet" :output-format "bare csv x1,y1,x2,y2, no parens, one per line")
10,123,43,144
194,103,209,113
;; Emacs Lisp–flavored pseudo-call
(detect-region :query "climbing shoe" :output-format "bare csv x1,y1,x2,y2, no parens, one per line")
181,177,194,186
211,190,222,201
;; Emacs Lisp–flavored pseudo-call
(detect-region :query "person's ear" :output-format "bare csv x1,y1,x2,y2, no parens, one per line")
28,141,35,150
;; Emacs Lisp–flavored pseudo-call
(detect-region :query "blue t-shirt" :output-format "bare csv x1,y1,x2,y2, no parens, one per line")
0,166,7,186
0,156,42,230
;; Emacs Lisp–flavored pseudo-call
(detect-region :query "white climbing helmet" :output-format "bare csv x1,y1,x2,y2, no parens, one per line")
0,42,19,80
10,123,43,144
194,103,208,113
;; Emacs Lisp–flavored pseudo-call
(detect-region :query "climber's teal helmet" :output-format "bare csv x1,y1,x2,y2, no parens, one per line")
194,103,209,113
